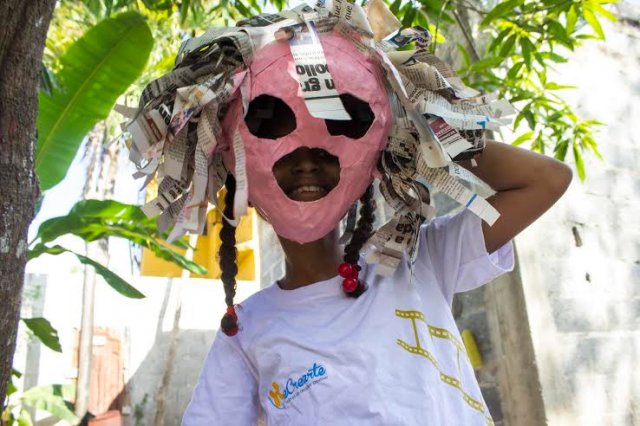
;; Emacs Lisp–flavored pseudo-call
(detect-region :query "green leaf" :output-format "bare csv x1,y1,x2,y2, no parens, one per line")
481,0,523,27
28,244,65,260
147,242,208,274
566,4,578,34
180,0,191,23
488,28,511,53
520,38,534,69
547,19,574,49
545,82,577,90
531,134,545,154
456,43,471,69
28,245,145,299
506,61,525,80
554,139,570,161
545,52,568,63
7,369,22,397
36,12,153,190
469,56,504,72
499,34,517,58
141,0,172,11
511,131,534,146
524,110,536,130
584,9,605,39
75,253,145,299
35,199,148,244
573,142,586,181
592,1,617,22
390,0,402,14
401,6,417,28
17,409,34,426
22,318,62,352
68,199,147,221
582,135,604,160
30,198,207,276
39,64,60,96
21,385,78,424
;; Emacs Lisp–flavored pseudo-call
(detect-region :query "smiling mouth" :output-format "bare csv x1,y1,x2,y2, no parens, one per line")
287,185,329,201
273,148,340,202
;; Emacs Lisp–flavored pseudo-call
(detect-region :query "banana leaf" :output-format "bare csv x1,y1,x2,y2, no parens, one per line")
37,11,153,190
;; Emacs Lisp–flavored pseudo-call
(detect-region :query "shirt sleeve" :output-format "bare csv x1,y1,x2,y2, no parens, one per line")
182,331,260,426
415,208,514,305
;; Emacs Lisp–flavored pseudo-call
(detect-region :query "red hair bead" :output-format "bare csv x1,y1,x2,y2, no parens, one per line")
338,262,354,278
338,262,360,279
226,306,238,320
222,305,239,336
342,277,359,293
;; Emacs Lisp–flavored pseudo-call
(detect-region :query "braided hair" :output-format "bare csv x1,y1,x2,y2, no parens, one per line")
218,181,376,335
340,184,376,298
219,174,239,336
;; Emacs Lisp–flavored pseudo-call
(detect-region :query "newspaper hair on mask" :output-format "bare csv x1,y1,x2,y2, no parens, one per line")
123,0,515,277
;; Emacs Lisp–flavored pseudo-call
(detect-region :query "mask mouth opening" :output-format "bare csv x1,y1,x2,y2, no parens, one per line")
272,147,341,203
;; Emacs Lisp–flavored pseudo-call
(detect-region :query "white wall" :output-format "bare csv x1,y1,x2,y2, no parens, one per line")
516,5,640,424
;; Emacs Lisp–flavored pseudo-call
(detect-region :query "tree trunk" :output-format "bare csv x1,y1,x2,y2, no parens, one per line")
0,0,57,406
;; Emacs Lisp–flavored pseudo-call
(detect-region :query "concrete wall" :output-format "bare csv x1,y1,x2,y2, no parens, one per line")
513,4,640,424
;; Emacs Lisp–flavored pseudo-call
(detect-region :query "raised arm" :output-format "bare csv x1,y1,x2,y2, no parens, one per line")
461,140,573,253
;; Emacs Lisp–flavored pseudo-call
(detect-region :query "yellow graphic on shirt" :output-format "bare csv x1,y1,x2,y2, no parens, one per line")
268,382,284,408
395,309,494,426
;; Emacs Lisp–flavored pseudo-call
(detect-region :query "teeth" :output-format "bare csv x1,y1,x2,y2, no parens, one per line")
292,186,324,195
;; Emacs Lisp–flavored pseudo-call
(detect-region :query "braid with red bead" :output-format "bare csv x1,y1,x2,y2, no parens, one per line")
340,184,375,298
219,175,239,336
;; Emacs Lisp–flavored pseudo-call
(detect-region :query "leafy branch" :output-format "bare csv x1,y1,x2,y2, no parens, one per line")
411,0,617,180
28,199,207,302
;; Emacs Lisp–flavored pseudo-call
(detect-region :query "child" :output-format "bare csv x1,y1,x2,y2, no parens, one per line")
126,2,572,425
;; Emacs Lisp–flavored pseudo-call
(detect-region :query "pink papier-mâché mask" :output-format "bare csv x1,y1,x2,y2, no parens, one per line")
221,33,392,243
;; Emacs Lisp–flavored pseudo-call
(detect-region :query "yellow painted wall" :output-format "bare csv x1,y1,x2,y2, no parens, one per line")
140,208,256,280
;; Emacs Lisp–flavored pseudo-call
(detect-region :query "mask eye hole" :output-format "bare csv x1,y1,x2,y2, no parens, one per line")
324,93,375,139
245,95,296,139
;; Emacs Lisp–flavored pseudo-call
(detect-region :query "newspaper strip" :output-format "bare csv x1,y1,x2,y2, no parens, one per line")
158,192,187,233
367,177,434,276
400,62,452,92
448,163,496,197
197,103,221,159
287,20,351,120
231,130,248,225
142,176,189,218
411,51,479,99
428,117,473,159
330,0,373,36
338,203,359,244
207,154,227,207
363,0,401,40
380,26,432,51
166,196,190,242
417,157,499,225
131,156,159,179
128,105,171,159
168,74,224,144
408,110,449,168
164,127,189,180
191,134,209,207
387,125,417,160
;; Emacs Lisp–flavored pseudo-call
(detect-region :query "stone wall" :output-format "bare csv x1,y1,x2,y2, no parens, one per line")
513,4,640,424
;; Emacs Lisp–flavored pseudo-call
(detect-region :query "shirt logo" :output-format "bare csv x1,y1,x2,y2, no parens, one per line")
267,362,328,409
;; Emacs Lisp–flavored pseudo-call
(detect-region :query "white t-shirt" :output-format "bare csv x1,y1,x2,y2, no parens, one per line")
183,209,514,425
